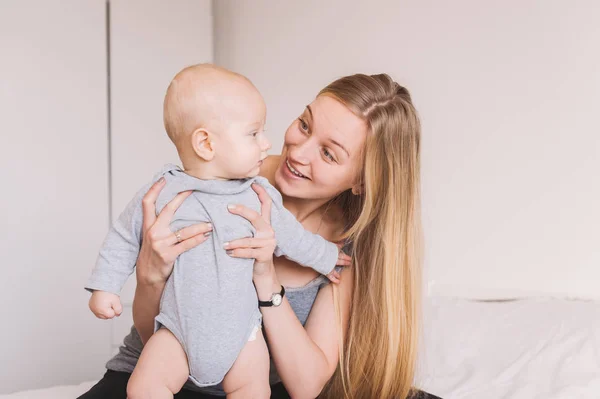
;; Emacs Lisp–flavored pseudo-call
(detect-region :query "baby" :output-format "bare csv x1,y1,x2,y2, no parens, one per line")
85,64,345,398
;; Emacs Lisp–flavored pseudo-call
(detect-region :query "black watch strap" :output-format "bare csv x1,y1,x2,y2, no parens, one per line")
258,285,285,307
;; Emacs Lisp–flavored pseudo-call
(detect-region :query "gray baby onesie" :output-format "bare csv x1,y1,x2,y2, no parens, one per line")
86,163,339,387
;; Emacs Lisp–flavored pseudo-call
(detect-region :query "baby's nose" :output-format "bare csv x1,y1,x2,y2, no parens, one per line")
261,135,272,151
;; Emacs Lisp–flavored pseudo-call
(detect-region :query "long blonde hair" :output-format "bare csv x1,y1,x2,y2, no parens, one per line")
319,74,423,399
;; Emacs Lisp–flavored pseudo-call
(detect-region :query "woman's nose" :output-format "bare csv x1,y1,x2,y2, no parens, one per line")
288,140,312,165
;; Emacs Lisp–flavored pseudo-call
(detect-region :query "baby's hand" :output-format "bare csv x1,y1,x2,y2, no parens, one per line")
328,242,352,284
89,291,123,319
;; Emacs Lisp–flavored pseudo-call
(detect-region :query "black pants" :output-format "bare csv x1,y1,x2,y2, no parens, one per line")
78,370,443,399
77,370,290,399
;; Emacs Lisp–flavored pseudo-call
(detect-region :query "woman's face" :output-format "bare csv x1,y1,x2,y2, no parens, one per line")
274,95,368,201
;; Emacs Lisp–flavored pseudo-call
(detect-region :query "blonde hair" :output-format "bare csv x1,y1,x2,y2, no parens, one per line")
319,74,423,399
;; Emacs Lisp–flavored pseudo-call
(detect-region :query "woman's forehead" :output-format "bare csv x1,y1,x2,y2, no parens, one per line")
307,95,368,150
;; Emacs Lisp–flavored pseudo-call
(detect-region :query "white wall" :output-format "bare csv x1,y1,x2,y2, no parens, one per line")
0,0,110,393
108,0,213,352
0,0,213,393
214,0,600,299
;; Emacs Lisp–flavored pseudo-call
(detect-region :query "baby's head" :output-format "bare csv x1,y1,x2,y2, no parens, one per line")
163,64,270,179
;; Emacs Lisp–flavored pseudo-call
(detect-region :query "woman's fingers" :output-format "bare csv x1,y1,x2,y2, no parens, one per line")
224,237,275,251
156,191,193,228
251,183,273,225
227,184,274,246
224,237,276,263
227,204,272,234
167,222,213,246
227,248,262,260
141,177,167,232
173,230,213,256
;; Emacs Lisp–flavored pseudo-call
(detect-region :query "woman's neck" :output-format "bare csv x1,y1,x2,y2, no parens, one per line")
280,194,331,224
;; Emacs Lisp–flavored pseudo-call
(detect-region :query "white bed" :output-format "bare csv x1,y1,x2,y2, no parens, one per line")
0,381,96,399
3,297,598,399
417,296,600,398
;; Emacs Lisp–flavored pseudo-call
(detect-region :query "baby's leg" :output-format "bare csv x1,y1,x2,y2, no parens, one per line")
127,328,189,399
222,325,271,399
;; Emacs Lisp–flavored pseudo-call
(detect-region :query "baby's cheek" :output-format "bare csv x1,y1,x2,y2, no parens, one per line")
222,148,244,170
243,145,261,163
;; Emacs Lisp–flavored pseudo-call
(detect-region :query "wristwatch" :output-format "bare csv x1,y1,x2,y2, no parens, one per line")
258,285,285,307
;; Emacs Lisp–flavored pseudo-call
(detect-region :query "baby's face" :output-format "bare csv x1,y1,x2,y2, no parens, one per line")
212,95,271,179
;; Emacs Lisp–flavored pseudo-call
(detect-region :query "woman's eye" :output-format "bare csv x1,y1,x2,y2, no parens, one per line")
322,148,335,162
251,132,258,137
298,118,309,132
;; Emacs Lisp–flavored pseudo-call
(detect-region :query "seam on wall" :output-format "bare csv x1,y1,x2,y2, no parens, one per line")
106,0,115,355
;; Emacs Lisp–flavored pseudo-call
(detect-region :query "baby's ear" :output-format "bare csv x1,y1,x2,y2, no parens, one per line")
191,128,215,161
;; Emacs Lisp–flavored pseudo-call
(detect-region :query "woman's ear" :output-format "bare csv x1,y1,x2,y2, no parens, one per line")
351,183,364,195
191,128,215,161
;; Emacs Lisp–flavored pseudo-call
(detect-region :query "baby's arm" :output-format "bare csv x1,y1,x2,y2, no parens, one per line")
86,181,152,318
258,180,340,276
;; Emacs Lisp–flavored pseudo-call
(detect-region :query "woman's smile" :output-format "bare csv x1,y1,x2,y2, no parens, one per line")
283,157,309,180
285,158,308,179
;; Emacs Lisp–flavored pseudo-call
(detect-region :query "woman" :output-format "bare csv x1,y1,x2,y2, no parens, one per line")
80,73,434,398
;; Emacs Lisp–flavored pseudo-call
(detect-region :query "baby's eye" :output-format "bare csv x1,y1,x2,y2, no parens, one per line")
251,131,258,137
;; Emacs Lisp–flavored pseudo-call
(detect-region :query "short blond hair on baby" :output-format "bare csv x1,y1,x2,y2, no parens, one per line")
163,63,256,148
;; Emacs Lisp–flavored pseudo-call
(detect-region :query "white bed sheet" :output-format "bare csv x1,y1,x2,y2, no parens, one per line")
0,381,96,399
417,297,600,399
3,297,598,399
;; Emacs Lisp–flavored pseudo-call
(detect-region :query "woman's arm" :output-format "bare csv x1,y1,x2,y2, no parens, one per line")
256,269,353,398
226,183,353,398
132,279,166,344
132,178,213,344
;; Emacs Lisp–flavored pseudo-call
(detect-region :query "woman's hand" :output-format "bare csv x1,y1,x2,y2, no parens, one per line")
224,183,277,280
326,243,352,284
136,177,213,285
134,177,213,343
224,183,351,284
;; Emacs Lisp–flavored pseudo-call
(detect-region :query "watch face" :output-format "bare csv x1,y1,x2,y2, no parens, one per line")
272,294,282,306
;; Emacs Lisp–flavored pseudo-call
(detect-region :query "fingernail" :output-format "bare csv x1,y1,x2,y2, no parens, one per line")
223,242,230,248
158,177,165,184
204,231,212,237
226,250,234,255
206,223,212,229
227,204,236,210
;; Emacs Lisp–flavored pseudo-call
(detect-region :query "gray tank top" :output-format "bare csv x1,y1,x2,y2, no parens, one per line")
106,272,336,396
